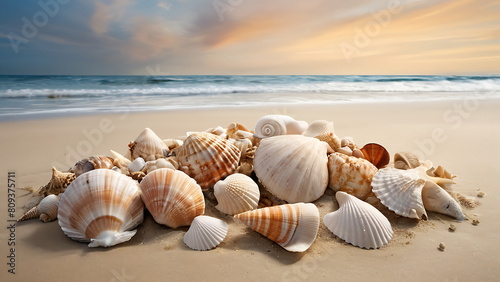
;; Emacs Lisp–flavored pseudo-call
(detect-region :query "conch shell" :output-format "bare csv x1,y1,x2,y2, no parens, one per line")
72,155,114,177
214,173,260,215
183,215,228,251
18,194,60,222
254,115,308,139
128,128,168,161
234,203,320,252
28,166,75,197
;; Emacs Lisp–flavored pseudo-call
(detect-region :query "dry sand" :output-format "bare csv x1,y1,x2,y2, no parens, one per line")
1,99,499,281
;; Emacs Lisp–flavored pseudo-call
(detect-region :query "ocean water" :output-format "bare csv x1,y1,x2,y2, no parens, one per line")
1,75,499,121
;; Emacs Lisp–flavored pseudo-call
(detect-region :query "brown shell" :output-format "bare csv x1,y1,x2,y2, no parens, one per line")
394,152,421,170
360,143,390,169
72,156,114,177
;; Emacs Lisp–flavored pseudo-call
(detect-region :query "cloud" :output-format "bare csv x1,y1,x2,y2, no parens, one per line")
90,0,132,34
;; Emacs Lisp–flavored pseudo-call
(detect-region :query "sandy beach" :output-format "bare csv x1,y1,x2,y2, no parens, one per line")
1,99,499,281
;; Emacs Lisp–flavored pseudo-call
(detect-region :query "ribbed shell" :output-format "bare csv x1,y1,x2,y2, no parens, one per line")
371,167,427,219
254,135,329,203
177,132,240,191
303,120,334,137
58,169,144,247
360,143,390,169
235,203,319,252
254,115,308,138
139,168,205,228
72,156,115,177
214,173,260,215
18,194,60,222
183,215,228,251
324,192,393,249
128,128,168,161
328,152,378,201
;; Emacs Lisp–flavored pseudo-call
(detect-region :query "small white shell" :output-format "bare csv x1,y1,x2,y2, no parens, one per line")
303,120,334,137
324,192,393,249
214,173,260,215
183,215,228,251
254,115,308,138
422,181,465,221
18,194,60,222
371,167,427,219
128,157,146,173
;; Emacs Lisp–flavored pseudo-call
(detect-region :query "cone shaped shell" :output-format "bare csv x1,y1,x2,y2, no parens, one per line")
254,135,329,203
360,143,390,169
235,203,319,252
303,120,334,137
328,153,378,201
324,192,393,249
422,181,465,221
254,115,308,138
214,173,260,215
139,168,205,228
18,194,60,222
177,132,240,190
129,128,168,161
183,215,228,251
371,167,427,219
58,169,144,247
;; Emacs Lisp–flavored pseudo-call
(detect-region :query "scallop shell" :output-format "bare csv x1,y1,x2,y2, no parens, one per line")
303,120,334,137
234,203,319,252
18,194,60,222
72,156,114,177
139,168,205,228
324,192,393,249
371,167,427,219
360,143,390,169
214,173,260,215
58,169,144,247
422,181,465,220
254,115,308,139
183,215,228,251
328,152,378,201
394,152,421,170
177,132,240,191
253,135,329,203
128,128,168,161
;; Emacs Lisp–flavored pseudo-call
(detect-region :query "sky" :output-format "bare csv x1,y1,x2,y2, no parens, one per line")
0,0,499,75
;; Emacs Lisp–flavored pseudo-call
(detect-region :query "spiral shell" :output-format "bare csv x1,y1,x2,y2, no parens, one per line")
177,132,240,191
72,156,115,177
128,128,168,161
183,215,228,251
18,194,60,222
234,203,319,252
253,135,329,203
324,192,393,249
214,173,260,215
58,169,144,247
139,168,205,228
254,115,308,139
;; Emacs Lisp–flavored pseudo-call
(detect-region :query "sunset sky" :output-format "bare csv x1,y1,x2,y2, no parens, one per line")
0,0,499,75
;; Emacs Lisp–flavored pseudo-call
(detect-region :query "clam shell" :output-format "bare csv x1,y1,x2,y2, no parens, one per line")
371,167,427,219
254,115,308,139
58,169,144,247
234,203,319,252
253,135,329,203
72,156,115,177
18,194,60,222
128,128,168,161
183,215,228,251
360,143,390,169
139,168,205,228
177,132,240,191
303,120,334,137
214,173,260,215
324,192,393,249
328,152,378,201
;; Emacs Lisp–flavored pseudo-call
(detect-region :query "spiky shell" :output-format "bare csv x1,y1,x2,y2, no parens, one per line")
324,192,393,249
421,181,465,220
34,166,75,197
58,169,144,247
253,135,329,203
139,168,205,228
254,115,308,139
128,128,168,161
177,132,240,191
214,173,260,215
18,194,60,222
234,203,319,252
360,143,390,169
183,215,228,251
303,120,334,137
328,153,378,201
72,156,114,177
371,167,427,219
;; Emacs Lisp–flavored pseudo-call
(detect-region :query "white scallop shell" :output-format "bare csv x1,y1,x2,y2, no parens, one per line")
183,215,228,251
128,128,168,161
324,192,393,249
18,194,60,222
58,169,144,247
303,120,334,137
254,115,308,139
139,168,205,228
234,203,319,252
253,135,329,203
371,167,427,219
214,173,260,215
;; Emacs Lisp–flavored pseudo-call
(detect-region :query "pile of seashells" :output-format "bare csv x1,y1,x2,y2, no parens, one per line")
18,114,466,252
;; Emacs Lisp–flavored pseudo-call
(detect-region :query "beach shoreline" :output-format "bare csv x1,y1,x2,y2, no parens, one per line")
1,99,499,281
